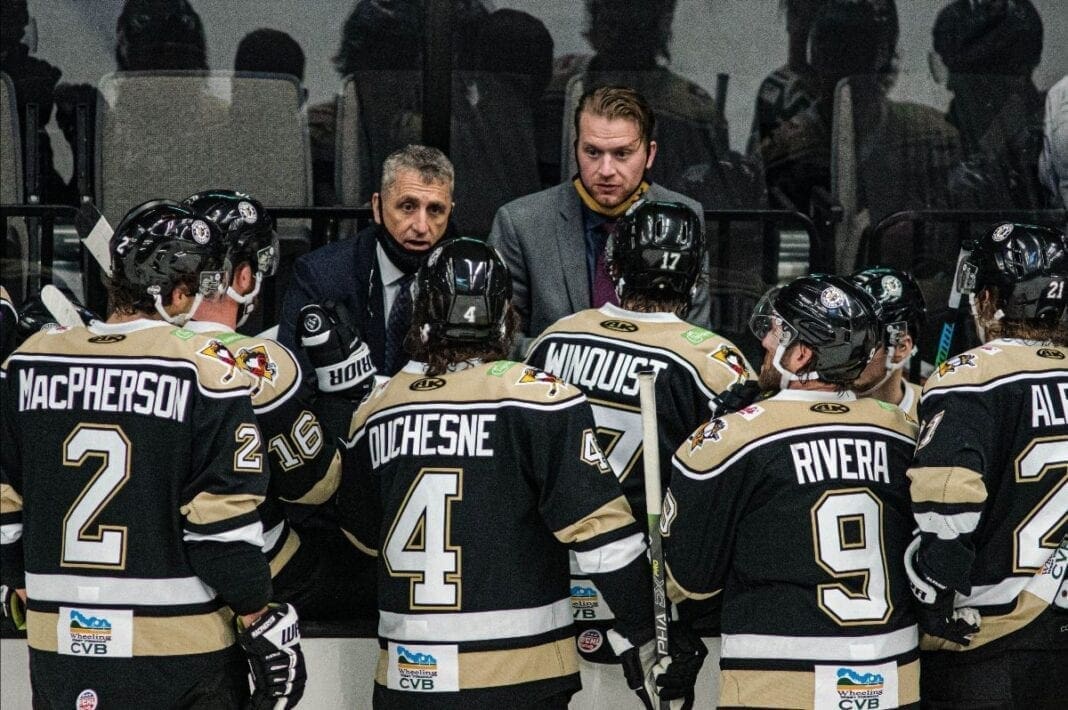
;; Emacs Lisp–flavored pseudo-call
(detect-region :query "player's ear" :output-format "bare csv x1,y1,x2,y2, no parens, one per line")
788,341,814,371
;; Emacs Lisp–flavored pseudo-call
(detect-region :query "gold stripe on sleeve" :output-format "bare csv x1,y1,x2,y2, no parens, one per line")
553,496,635,544
920,590,1049,652
666,563,720,604
342,528,379,557
1,482,23,514
268,528,301,577
908,466,988,505
180,491,264,526
284,452,342,506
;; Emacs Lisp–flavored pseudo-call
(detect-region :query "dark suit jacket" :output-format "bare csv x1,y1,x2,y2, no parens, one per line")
278,224,389,377
488,181,708,353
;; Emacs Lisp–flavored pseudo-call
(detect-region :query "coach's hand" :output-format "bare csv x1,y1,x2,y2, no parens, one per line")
297,302,376,401
235,603,306,709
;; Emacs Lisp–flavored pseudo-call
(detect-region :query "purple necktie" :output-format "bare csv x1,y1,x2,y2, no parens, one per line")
592,221,619,308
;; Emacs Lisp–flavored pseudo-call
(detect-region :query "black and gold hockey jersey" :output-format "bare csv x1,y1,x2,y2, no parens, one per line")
899,380,921,421
526,304,755,524
183,321,342,583
526,304,754,660
0,319,271,707
665,390,920,709
908,339,1068,654
340,360,651,709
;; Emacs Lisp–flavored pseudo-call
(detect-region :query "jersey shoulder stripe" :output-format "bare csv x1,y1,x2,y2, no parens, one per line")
8,325,252,397
922,340,1068,396
346,362,584,440
675,397,917,479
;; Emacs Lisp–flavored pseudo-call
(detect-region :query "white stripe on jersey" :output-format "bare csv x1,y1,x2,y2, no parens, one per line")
346,397,588,447
261,520,287,554
957,576,1031,607
720,625,918,662
26,572,216,605
914,510,981,540
379,598,572,643
673,424,916,481
0,522,22,544
573,532,645,574
4,353,251,400
183,520,265,548
920,369,1067,403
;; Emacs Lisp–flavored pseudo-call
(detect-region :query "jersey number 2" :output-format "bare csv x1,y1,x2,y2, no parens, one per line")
811,489,892,625
383,468,463,609
61,425,131,569
1015,436,1068,572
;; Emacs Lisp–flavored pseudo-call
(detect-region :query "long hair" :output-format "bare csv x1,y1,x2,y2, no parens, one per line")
403,300,520,377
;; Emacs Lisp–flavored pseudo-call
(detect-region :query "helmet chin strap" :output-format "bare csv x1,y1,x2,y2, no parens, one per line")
154,292,203,326
772,340,817,390
859,345,911,396
228,273,263,328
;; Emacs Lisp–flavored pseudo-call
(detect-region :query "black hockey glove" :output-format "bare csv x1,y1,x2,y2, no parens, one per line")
16,288,99,345
235,603,307,710
710,380,762,418
615,624,706,710
0,584,26,631
905,537,980,645
297,301,377,400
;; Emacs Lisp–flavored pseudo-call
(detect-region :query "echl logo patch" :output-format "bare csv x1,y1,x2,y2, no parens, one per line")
516,367,564,397
936,353,977,379
709,344,749,385
688,418,727,454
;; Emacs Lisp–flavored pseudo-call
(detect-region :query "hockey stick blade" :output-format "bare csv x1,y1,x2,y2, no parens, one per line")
40,285,85,328
75,202,114,278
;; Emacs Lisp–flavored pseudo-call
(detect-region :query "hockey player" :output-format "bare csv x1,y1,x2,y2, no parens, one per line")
851,266,927,419
337,238,678,709
525,200,751,676
182,189,377,619
905,222,1068,707
664,275,921,709
0,285,15,361
0,203,305,708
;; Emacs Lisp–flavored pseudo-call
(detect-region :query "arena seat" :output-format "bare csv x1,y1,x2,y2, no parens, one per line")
0,71,29,306
94,71,312,328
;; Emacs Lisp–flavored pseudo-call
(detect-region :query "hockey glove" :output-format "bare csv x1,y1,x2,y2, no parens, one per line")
297,302,376,400
235,603,306,710
0,584,26,631
16,288,99,345
905,537,980,645
710,380,762,418
615,627,705,710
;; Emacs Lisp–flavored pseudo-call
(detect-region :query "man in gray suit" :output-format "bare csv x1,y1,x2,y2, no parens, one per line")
489,85,708,354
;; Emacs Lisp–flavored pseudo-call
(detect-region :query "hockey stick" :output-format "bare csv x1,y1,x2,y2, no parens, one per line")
40,285,88,327
74,201,114,277
638,370,670,710
935,242,974,367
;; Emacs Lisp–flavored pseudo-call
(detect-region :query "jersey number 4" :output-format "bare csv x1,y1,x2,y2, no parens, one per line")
383,468,463,610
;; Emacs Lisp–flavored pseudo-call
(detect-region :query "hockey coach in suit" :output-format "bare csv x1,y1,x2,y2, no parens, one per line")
489,85,709,354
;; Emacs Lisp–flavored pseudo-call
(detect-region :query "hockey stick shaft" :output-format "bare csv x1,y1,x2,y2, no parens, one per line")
935,243,975,366
638,371,670,709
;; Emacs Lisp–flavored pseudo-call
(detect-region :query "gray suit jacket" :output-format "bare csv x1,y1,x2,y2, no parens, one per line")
488,181,709,353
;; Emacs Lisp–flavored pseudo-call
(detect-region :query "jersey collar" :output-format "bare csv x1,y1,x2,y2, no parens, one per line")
88,318,172,335
402,359,484,375
183,320,232,334
598,302,681,323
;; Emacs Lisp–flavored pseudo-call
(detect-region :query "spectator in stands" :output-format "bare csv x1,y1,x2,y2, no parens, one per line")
0,0,73,205
489,85,707,355
933,0,1050,210
278,144,458,377
747,0,824,157
114,0,207,71
539,0,744,210
1040,75,1068,208
235,28,306,91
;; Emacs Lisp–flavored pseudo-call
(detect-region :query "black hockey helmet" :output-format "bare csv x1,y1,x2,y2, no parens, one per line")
960,222,1068,325
111,200,230,321
607,200,703,301
751,274,880,384
416,237,512,343
182,189,279,278
933,0,1042,76
851,266,927,345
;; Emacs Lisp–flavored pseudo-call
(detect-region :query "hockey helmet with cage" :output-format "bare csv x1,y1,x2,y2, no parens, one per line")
851,266,927,346
607,200,703,303
182,189,279,326
750,274,880,385
960,222,1068,326
416,237,512,344
110,200,230,325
